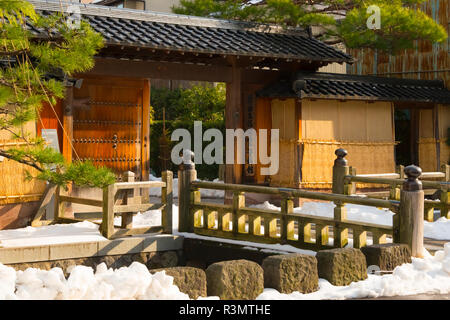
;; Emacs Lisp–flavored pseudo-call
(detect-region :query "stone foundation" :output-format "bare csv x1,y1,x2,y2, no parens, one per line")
6,250,182,277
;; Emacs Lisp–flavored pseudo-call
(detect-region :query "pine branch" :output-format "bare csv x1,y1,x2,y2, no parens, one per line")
0,49,29,56
0,149,44,172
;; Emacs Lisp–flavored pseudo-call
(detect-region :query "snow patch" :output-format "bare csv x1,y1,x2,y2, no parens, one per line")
424,217,450,240
0,262,189,300
257,243,450,300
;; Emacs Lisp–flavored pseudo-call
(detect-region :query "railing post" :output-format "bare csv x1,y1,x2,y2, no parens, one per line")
391,165,405,201
101,184,115,239
332,149,349,247
178,151,197,233
191,187,202,230
121,171,135,229
348,166,356,195
332,148,350,195
442,164,450,182
280,194,294,243
440,186,449,219
441,164,450,218
233,191,245,234
397,165,424,258
162,170,173,233
396,165,405,179
53,185,64,220
389,182,401,201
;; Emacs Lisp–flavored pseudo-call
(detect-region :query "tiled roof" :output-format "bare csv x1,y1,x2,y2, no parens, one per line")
257,72,450,104
29,0,353,64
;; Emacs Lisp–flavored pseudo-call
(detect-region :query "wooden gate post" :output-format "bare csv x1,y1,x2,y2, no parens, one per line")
332,148,349,247
162,170,173,233
178,151,197,233
397,165,424,258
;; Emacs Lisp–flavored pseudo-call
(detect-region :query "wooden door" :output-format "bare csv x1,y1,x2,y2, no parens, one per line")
73,77,150,181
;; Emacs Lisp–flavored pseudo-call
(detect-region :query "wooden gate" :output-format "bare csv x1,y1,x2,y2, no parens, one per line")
73,77,150,181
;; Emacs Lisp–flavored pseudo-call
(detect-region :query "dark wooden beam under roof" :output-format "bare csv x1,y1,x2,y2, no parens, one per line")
86,57,288,84
97,45,325,71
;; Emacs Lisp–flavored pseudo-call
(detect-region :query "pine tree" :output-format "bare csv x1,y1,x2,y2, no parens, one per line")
172,0,447,53
0,0,116,189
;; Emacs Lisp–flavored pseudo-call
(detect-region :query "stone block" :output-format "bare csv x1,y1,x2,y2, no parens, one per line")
151,266,207,299
205,259,264,300
262,253,318,294
97,238,144,256
316,248,367,286
0,245,49,264
361,243,411,271
49,241,98,260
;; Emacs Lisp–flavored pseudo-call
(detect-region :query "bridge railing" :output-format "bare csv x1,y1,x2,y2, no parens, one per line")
178,149,426,257
344,164,449,221
34,171,173,240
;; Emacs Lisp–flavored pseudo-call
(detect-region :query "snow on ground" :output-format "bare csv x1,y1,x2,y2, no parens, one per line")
257,244,450,300
0,261,191,300
424,217,450,240
0,192,450,300
0,221,105,248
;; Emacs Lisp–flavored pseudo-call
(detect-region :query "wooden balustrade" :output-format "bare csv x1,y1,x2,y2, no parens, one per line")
343,163,449,221
188,185,395,251
46,171,174,239
180,148,426,257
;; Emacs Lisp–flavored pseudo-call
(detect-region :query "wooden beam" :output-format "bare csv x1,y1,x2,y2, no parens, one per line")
142,79,151,196
225,59,244,189
62,86,73,163
59,195,103,207
31,184,57,227
433,104,440,170
91,57,232,82
89,57,281,84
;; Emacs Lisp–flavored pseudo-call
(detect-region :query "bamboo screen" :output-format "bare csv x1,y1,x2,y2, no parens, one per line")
0,121,46,205
439,105,450,166
270,99,299,187
301,99,396,188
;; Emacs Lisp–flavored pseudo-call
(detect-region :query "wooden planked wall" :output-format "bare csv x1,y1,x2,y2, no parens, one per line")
348,0,449,88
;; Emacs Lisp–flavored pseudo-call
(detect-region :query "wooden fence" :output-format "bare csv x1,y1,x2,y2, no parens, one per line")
32,171,173,240
178,149,426,257
0,140,46,205
344,164,450,222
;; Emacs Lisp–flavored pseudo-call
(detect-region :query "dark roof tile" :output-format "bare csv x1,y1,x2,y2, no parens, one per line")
257,72,450,104
30,0,353,64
